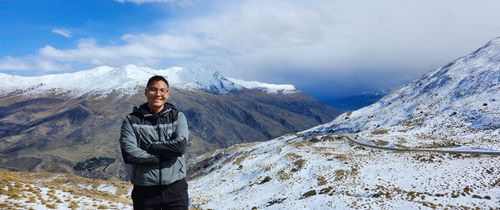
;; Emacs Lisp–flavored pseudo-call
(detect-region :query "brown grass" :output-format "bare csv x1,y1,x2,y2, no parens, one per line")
286,152,301,160
290,141,314,148
68,200,79,210
316,176,327,186
233,154,249,165
335,170,348,181
45,203,57,209
491,178,500,187
27,194,37,203
372,129,389,135
334,166,359,181
334,154,350,161
413,154,443,163
292,159,306,172
277,170,291,181
0,170,133,207
261,165,272,172
97,204,108,209
373,140,389,146
418,140,458,148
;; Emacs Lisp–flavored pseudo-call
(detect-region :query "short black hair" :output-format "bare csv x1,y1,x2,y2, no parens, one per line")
146,75,169,89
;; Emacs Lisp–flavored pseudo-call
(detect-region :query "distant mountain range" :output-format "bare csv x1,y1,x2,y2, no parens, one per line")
187,37,500,209
0,65,339,179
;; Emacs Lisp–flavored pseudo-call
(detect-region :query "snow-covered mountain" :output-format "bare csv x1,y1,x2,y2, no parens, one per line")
0,64,296,97
0,64,338,181
308,37,500,150
187,38,500,209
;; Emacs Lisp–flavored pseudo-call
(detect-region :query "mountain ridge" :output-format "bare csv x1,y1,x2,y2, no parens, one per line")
0,64,297,97
307,36,500,149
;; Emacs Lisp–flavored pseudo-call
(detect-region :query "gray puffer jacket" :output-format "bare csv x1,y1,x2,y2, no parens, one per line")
119,103,188,186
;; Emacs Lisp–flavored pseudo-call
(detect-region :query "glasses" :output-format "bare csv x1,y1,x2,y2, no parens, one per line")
147,88,169,95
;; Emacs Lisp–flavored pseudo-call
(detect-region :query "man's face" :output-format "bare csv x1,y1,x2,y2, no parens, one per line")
145,80,169,112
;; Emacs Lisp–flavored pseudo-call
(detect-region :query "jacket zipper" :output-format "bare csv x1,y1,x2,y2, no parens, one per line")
157,121,162,186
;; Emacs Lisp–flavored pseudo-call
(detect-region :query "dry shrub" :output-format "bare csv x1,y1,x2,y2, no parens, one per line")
292,159,305,172
491,178,500,187
45,203,57,209
286,153,301,160
277,170,291,181
27,195,37,203
334,167,358,181
335,170,348,181
68,200,79,210
301,190,317,199
262,165,272,172
5,184,22,199
334,154,349,161
97,204,108,209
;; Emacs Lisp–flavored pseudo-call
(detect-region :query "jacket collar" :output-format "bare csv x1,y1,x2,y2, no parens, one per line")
133,102,176,118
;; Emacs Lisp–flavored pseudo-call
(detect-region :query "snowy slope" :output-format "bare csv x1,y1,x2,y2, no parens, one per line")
189,133,499,209
187,37,500,209
0,65,296,97
307,37,500,150
0,171,132,210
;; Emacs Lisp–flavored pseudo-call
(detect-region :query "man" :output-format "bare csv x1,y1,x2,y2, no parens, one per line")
119,75,189,210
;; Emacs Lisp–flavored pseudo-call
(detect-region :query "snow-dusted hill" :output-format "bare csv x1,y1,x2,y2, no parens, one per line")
0,170,132,210
188,133,499,209
0,64,296,97
308,37,500,150
187,38,500,209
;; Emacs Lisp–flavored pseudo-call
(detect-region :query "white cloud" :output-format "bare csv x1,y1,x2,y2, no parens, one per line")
0,56,69,73
32,34,205,69
4,0,500,95
51,29,72,38
166,0,500,92
0,56,31,71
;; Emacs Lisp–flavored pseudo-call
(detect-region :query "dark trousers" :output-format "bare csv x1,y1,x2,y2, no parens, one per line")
132,179,189,210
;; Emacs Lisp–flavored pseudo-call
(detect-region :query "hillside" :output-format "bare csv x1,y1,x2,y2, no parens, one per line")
0,66,339,180
310,37,500,150
187,37,500,209
0,170,132,210
188,133,499,209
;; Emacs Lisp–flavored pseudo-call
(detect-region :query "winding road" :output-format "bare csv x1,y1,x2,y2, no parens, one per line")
343,133,500,155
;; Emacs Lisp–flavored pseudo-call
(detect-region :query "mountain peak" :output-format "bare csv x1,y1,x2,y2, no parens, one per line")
0,65,297,97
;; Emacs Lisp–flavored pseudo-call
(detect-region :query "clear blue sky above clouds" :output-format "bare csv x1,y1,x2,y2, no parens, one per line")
1,0,500,98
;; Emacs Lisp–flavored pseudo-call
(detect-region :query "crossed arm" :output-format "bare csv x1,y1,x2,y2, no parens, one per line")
119,112,189,165
145,112,189,159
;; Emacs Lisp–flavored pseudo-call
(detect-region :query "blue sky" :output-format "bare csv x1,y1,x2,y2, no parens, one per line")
1,0,500,98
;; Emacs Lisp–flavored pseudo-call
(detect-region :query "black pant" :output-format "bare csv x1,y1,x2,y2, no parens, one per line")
132,179,189,210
